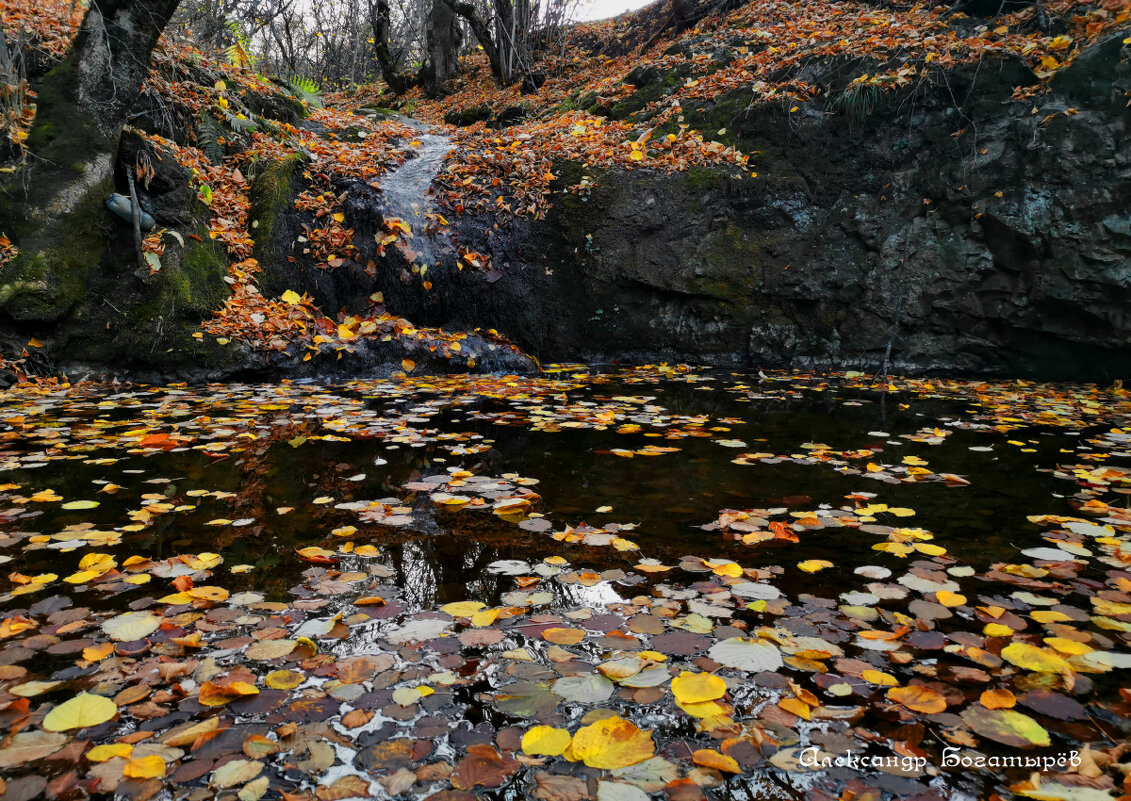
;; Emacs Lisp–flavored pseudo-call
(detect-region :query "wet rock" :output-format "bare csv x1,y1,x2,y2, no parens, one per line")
358,42,1131,381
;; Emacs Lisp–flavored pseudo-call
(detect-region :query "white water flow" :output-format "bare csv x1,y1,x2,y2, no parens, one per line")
376,132,453,269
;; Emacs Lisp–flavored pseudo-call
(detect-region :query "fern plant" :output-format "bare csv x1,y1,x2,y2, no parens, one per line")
289,75,319,95
195,111,225,163
287,75,323,108
225,20,254,70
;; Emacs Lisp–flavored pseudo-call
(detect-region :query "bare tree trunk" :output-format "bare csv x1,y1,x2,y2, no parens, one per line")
441,0,506,83
0,0,181,322
418,0,463,95
367,0,414,94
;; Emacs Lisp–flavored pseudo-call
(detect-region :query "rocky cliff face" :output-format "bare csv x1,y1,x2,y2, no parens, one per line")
3,26,1128,382
337,34,1129,380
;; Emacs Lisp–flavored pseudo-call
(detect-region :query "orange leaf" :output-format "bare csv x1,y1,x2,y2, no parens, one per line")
887,685,947,714
692,748,740,773
980,688,1016,709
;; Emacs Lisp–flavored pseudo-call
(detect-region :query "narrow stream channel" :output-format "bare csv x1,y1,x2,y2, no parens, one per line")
376,126,453,269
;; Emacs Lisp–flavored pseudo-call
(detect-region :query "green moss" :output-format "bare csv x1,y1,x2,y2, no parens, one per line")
684,166,731,191
0,175,111,322
170,226,231,313
551,161,607,229
248,154,302,271
608,65,692,122
689,223,761,304
26,58,103,169
679,92,752,148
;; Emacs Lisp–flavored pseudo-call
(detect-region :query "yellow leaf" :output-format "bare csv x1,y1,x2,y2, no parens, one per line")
567,715,655,769
401,358,416,372
671,671,726,704
522,725,572,756
861,669,899,686
675,698,728,723
1001,642,1071,673
265,670,304,690
778,697,811,720
43,692,118,731
984,622,1014,637
542,627,585,645
1044,637,1092,656
936,590,967,607
281,289,302,304
123,754,166,778
87,743,133,762
61,500,100,510
471,608,500,627
188,586,229,602
332,212,345,223
797,559,833,573
441,601,486,617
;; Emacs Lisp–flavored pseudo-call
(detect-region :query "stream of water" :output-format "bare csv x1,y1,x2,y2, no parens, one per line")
376,126,453,269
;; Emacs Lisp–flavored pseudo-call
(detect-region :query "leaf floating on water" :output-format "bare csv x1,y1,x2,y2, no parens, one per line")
887,685,947,714
123,754,167,779
87,743,133,762
709,638,782,673
521,725,572,756
0,731,70,768
671,671,727,704
542,626,585,645
961,706,1051,748
265,670,304,690
199,681,259,706
596,781,651,801
212,759,264,788
553,673,615,704
692,748,741,773
42,693,118,731
102,612,162,642
980,688,1017,709
1001,642,1072,673
568,715,655,770
441,600,487,617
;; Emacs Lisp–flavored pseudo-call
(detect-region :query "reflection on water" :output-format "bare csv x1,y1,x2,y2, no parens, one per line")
0,369,1127,801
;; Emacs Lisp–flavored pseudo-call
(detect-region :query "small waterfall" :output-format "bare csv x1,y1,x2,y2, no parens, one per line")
377,129,453,269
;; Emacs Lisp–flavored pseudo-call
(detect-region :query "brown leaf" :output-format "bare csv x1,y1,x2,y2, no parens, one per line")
532,773,590,801
451,745,518,790
316,775,372,801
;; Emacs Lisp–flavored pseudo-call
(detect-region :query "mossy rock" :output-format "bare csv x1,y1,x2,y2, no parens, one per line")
242,84,309,123
0,174,111,323
444,104,493,127
248,154,305,278
608,65,692,122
